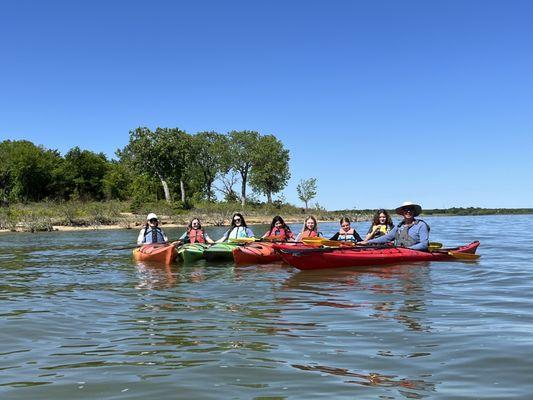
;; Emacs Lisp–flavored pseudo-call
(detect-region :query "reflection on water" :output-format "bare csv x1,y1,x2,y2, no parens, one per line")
1,216,533,399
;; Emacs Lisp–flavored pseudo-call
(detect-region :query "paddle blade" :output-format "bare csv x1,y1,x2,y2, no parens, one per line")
428,242,443,250
448,251,480,260
228,237,257,243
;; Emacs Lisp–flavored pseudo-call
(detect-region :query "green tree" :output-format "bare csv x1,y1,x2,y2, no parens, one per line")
297,178,317,212
103,161,133,200
60,147,109,200
0,140,63,203
250,135,290,203
226,130,260,207
189,131,227,202
118,127,190,203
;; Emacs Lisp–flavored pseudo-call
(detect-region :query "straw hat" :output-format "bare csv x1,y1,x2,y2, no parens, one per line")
395,201,422,217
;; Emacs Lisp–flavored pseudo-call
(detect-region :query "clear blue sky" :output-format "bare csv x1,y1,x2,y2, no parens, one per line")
1,1,532,209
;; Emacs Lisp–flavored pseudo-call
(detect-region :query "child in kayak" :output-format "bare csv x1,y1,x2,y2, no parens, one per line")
364,209,394,240
330,217,363,242
217,213,255,242
360,202,429,251
176,218,215,244
295,215,321,241
137,213,168,245
262,215,295,241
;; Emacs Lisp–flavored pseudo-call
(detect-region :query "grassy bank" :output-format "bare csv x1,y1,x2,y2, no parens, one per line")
1,201,531,233
0,201,370,233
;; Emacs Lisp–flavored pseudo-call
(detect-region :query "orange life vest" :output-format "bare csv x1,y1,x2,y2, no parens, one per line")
188,229,205,243
266,228,293,241
301,230,318,238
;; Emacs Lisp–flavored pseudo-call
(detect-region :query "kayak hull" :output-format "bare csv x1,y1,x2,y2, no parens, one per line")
273,241,480,270
204,243,237,262
178,243,209,263
133,244,177,264
233,242,282,264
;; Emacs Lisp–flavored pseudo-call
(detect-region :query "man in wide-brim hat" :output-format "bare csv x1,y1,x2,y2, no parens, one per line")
395,202,422,217
360,201,429,251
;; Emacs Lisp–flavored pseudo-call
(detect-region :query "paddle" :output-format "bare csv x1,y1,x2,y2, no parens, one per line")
431,249,480,260
278,243,392,255
110,242,171,251
228,237,257,244
302,237,355,247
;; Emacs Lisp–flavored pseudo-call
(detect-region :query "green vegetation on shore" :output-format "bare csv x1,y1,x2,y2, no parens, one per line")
0,200,367,232
1,200,531,233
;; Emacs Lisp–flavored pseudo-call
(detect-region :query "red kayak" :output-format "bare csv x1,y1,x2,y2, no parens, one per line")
233,242,282,264
272,241,480,270
133,243,178,264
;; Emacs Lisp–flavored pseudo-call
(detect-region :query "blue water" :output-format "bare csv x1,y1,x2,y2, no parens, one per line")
0,215,532,399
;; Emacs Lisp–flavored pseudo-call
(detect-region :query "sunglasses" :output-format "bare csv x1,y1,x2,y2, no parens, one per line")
234,218,242,222
149,218,158,223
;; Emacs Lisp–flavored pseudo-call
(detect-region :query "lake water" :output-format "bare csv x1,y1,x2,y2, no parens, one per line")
1,215,532,399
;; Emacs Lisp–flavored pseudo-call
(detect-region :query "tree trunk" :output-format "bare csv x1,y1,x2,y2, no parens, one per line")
180,179,185,203
161,179,172,203
240,171,247,207
206,179,213,202
267,191,272,204
304,200,308,212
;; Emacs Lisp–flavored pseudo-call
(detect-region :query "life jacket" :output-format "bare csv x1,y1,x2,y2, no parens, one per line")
266,228,293,241
228,226,250,239
143,226,166,244
369,224,390,239
337,228,357,242
394,219,430,248
188,228,205,243
301,230,318,238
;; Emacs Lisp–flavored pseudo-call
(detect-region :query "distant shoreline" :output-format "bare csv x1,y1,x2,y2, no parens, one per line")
1,209,532,234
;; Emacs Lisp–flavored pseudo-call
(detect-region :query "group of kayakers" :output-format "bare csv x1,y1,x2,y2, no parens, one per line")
138,201,430,251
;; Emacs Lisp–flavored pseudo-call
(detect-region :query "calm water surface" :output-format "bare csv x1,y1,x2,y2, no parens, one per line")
1,215,532,399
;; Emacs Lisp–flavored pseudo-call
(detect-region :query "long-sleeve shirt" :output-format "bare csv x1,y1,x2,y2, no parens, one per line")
367,219,429,251
219,226,255,242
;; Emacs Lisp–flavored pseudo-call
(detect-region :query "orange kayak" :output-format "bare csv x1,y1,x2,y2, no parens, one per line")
232,242,285,264
133,244,177,264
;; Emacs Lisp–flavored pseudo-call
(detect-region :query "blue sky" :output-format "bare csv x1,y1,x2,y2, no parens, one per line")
1,1,532,209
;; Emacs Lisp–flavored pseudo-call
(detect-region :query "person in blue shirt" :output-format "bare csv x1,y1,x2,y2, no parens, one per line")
217,213,255,242
360,202,429,251
137,213,168,245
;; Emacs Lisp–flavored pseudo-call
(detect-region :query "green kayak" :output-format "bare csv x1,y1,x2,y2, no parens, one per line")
204,243,238,262
178,243,210,263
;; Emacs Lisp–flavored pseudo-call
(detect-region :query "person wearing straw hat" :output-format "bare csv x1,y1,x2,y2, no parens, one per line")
360,201,430,251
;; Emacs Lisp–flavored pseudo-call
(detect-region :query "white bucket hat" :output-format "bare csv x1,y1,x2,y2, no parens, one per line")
395,201,422,217
146,213,158,221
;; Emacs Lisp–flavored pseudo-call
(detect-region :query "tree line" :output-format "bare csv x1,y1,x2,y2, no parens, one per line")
0,128,293,208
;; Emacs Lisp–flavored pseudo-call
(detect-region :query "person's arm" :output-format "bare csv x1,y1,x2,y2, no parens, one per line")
246,227,255,238
216,230,229,243
137,230,145,245
330,232,340,240
204,233,215,244
364,225,376,241
366,226,397,244
261,230,269,238
161,230,168,242
354,230,363,242
408,223,429,251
